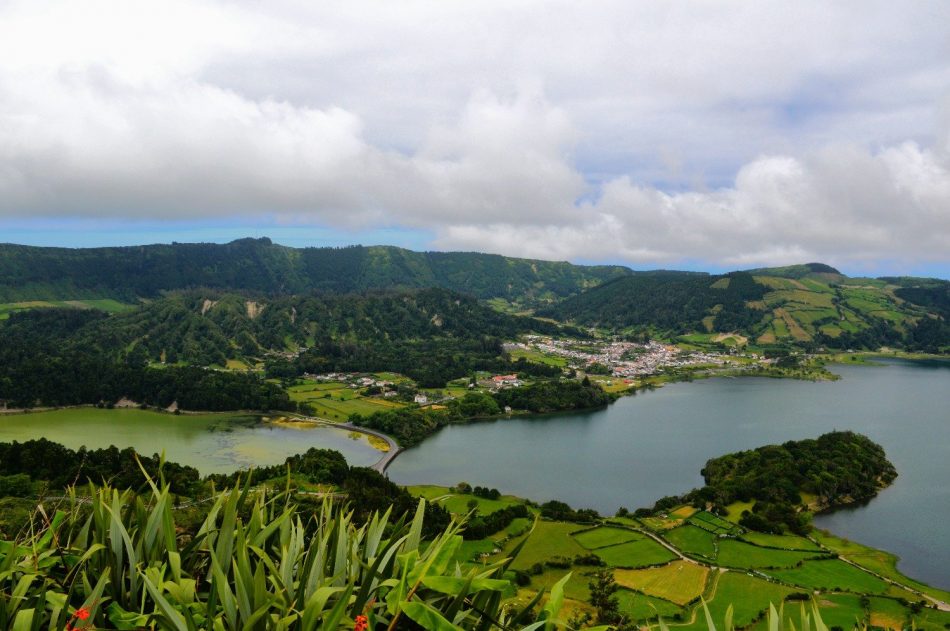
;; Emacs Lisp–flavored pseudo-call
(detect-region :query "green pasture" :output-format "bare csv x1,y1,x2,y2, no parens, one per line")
687,511,736,534
663,525,717,559
407,485,524,516
723,500,754,523
615,561,709,606
573,526,641,550
738,531,821,551
616,589,683,622
0,298,132,319
715,539,820,569
594,538,677,568
914,605,950,631
510,521,588,570
764,559,889,594
507,348,568,367
681,572,795,631
814,531,950,603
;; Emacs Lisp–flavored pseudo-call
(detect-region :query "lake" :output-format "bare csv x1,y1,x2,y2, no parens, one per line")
389,359,950,588
0,408,382,474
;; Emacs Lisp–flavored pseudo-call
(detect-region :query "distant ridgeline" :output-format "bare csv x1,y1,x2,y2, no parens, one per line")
0,238,629,306
542,263,950,352
646,431,897,535
0,239,947,367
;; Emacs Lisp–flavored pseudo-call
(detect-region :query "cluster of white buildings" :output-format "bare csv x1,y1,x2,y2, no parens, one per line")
514,336,735,378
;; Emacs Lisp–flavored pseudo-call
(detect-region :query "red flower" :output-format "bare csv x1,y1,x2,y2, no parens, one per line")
354,614,369,631
74,608,91,621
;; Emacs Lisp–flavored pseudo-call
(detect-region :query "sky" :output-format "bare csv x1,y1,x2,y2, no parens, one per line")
0,1,948,278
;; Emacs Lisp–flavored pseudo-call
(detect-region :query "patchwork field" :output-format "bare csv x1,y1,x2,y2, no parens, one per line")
573,526,641,549
594,538,678,568
764,559,889,593
738,531,822,551
715,539,821,569
687,511,738,535
510,521,588,570
663,525,717,559
681,572,795,631
614,561,708,605
616,590,684,621
287,380,406,420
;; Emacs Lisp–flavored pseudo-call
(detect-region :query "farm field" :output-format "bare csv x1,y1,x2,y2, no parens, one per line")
868,596,909,630
287,380,405,420
406,485,525,515
573,526,641,549
764,559,889,594
715,539,821,569
688,511,738,534
615,590,683,621
614,561,708,605
738,531,822,551
509,521,587,570
594,538,678,568
813,531,950,603
680,572,795,631
662,525,717,559
0,298,132,319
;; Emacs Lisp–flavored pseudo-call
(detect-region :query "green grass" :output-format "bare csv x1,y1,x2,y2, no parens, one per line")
528,569,591,602
814,594,866,631
0,298,133,317
573,527,641,550
750,594,866,631
615,561,709,605
715,539,820,569
507,348,568,368
687,511,737,534
764,559,889,594
454,539,497,564
594,539,677,568
738,531,822,551
913,605,950,631
407,486,524,516
510,521,588,570
813,530,950,602
723,500,754,523
682,572,795,631
663,525,717,559
616,589,684,622
868,596,909,630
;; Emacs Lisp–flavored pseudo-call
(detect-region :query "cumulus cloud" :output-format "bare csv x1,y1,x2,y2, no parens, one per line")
0,0,948,270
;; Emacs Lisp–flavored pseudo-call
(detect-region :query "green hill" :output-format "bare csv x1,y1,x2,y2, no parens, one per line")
543,266,949,352
0,238,630,307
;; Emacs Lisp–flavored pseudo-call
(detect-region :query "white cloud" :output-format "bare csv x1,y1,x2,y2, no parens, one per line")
0,0,948,269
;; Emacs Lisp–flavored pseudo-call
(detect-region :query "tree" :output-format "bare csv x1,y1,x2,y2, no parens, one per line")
588,569,623,626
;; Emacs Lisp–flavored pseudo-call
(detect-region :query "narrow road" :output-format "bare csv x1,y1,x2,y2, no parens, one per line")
285,415,402,474
334,422,402,473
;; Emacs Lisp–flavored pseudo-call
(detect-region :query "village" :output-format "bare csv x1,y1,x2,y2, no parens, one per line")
507,335,748,378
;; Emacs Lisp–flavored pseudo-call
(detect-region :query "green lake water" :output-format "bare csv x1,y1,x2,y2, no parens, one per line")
0,408,381,473
388,359,950,588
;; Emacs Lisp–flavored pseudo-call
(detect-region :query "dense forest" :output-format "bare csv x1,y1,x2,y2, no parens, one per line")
0,238,629,305
541,271,767,333
688,431,897,534
0,288,576,406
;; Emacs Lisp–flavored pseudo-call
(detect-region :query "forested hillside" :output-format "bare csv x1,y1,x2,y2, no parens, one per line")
544,264,950,351
0,238,629,305
0,288,572,406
